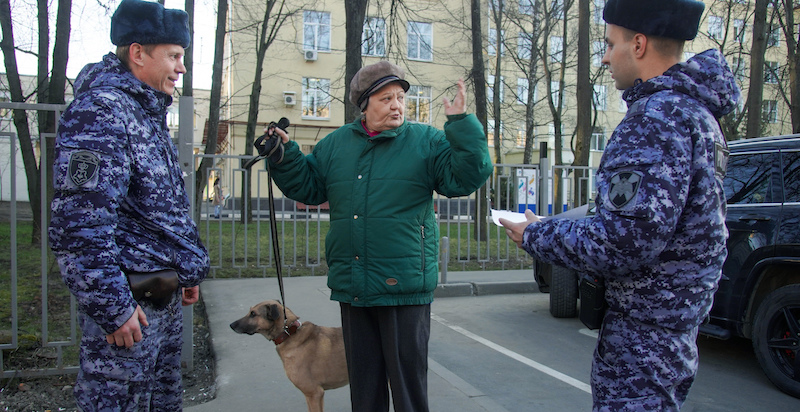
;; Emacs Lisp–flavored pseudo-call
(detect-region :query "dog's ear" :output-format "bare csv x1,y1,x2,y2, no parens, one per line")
265,303,282,321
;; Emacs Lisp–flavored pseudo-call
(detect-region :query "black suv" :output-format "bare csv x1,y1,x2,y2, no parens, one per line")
534,134,800,398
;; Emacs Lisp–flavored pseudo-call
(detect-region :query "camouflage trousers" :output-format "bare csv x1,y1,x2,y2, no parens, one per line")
591,310,699,411
74,294,184,412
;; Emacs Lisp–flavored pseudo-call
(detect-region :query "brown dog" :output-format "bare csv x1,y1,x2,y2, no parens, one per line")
229,300,348,412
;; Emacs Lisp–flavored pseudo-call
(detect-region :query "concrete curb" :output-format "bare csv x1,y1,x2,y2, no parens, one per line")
434,281,536,298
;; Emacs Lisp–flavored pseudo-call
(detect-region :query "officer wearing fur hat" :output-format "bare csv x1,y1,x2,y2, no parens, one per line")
49,0,209,410
266,61,492,411
501,0,740,410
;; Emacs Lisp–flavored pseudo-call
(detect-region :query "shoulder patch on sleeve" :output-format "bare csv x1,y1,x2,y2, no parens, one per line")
608,171,642,209
69,150,100,187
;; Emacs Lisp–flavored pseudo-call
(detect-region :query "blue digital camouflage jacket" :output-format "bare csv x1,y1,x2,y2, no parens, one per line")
49,53,209,334
522,49,741,330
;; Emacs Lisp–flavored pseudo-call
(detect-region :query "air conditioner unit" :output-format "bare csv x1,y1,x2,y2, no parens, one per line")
304,50,318,61
283,92,296,106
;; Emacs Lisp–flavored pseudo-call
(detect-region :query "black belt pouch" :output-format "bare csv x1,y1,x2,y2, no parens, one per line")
579,276,607,330
126,269,180,309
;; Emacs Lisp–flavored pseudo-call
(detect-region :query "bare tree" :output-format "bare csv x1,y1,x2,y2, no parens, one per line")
772,0,800,132
1,0,71,243
488,0,505,163
194,0,227,213
745,0,769,138
471,0,489,136
345,0,369,123
184,0,195,96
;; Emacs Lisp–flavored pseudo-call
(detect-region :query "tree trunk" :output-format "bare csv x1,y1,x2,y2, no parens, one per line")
195,0,227,217
2,0,41,243
344,0,368,123
241,1,281,223
184,0,194,96
573,0,591,208
471,0,489,242
781,0,800,133
745,0,769,138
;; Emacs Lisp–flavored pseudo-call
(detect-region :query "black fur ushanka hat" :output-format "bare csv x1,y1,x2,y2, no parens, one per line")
111,0,191,48
603,0,705,41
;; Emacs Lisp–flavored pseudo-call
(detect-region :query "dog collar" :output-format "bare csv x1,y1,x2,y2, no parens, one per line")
272,320,302,345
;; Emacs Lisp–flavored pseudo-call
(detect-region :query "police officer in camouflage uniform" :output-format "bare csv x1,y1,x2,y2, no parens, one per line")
501,0,741,410
48,0,209,410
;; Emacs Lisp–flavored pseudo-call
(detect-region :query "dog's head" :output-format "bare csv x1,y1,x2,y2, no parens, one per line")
229,300,299,340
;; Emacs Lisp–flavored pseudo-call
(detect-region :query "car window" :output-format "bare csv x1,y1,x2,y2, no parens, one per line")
782,150,800,203
724,152,777,204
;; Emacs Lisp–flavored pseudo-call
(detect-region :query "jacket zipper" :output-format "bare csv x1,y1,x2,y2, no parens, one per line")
420,225,426,272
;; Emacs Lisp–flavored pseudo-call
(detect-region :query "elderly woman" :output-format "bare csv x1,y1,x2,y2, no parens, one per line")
268,61,492,412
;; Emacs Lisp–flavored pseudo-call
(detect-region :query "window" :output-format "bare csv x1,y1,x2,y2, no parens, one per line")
733,19,746,44
764,61,779,84
708,16,723,40
593,85,606,111
1,91,12,121
519,0,535,15
518,33,533,60
550,80,561,107
762,100,778,124
767,24,781,47
487,119,503,146
516,127,527,147
167,106,179,127
731,57,747,82
302,77,331,119
406,85,431,124
591,128,606,151
783,151,800,203
592,40,604,67
549,36,563,63
303,11,331,52
516,78,530,105
592,0,605,25
489,28,505,56
617,90,627,112
362,17,386,57
488,75,504,103
407,21,433,61
724,152,777,204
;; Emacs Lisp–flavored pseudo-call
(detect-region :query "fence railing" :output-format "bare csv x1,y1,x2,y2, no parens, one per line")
0,101,595,377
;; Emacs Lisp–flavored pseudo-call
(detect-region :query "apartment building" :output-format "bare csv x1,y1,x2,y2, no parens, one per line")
219,0,796,176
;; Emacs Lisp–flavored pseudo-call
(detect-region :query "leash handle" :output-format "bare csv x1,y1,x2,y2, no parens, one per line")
266,162,289,326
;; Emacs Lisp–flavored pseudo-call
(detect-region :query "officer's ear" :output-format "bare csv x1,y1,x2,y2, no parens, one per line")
632,33,648,59
128,43,147,69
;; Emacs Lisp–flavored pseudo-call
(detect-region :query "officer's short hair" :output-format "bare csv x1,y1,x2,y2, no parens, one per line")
116,44,157,71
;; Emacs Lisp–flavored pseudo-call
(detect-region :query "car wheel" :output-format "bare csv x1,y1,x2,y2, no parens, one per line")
549,265,578,318
752,284,800,398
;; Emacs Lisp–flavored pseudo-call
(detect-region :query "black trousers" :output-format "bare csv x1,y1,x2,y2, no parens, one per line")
340,303,431,412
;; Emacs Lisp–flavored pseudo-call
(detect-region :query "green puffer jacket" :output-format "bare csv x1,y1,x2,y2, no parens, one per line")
269,113,492,306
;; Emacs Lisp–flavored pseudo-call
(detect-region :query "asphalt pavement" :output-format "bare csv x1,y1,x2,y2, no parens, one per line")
185,270,537,412
186,270,800,411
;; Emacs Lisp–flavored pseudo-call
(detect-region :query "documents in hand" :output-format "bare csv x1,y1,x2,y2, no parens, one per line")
491,204,591,227
490,209,543,227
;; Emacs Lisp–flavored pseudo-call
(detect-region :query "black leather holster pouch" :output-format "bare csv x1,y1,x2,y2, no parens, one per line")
579,276,607,330
126,270,180,309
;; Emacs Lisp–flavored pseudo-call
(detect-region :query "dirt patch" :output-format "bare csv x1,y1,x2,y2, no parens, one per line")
0,297,216,411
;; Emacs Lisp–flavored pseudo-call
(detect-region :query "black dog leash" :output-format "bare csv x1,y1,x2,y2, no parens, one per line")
246,118,290,327
266,161,289,327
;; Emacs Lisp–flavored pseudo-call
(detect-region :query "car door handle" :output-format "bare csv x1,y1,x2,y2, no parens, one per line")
738,215,772,222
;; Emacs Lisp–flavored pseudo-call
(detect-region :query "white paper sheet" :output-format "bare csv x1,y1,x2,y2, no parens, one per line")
490,209,543,226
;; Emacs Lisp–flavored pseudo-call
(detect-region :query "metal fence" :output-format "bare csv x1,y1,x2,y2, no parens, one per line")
0,101,595,377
